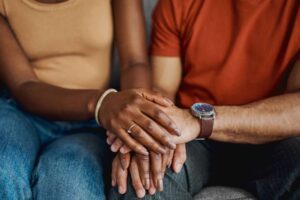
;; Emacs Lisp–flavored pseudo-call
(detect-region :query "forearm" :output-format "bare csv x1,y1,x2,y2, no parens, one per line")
112,0,151,90
13,81,102,121
212,91,300,144
121,63,152,89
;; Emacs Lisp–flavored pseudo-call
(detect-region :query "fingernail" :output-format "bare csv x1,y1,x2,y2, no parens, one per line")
120,147,126,153
111,145,117,152
168,142,176,150
112,179,116,187
174,128,181,136
118,186,125,194
106,138,111,145
137,189,145,198
158,147,167,154
174,162,182,173
145,179,150,190
149,187,156,195
141,148,149,156
157,179,163,192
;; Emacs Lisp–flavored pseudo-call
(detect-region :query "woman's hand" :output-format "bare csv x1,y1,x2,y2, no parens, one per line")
107,106,200,154
99,88,181,155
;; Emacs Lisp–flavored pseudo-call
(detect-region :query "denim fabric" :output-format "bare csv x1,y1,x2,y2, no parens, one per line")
0,93,112,200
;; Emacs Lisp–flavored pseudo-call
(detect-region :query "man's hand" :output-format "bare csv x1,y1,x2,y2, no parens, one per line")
160,106,201,144
99,88,181,155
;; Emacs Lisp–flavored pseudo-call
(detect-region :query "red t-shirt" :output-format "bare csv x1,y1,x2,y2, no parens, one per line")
151,0,300,107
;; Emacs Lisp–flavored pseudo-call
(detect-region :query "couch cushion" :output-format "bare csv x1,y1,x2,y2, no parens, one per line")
194,186,256,200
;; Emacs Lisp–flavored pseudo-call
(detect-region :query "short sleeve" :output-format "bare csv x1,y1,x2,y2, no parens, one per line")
150,0,183,57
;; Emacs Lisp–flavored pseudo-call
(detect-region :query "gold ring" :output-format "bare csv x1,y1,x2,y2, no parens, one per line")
127,124,136,134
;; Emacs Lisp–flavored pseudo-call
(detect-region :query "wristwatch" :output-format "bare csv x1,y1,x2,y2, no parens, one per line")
190,103,216,139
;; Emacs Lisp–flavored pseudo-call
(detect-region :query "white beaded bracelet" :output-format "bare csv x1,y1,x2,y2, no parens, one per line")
95,88,118,126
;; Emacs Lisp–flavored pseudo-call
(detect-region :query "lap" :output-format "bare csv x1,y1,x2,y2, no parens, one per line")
109,138,300,200
0,98,41,176
207,138,300,200
32,130,113,200
108,141,212,200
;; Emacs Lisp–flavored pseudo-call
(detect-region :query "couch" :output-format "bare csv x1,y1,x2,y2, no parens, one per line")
111,1,256,199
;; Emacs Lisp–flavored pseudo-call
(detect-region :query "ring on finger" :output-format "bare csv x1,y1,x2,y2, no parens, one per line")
127,124,137,134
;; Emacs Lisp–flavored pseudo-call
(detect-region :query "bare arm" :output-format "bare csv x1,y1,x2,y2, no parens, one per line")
0,15,100,121
213,60,300,144
152,56,182,101
112,0,151,89
152,56,300,145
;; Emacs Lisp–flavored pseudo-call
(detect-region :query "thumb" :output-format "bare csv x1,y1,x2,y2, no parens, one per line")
138,89,174,107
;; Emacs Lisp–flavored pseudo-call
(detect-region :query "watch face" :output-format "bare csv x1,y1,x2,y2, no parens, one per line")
192,103,214,117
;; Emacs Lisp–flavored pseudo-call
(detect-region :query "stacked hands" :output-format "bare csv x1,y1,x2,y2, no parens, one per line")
98,89,201,198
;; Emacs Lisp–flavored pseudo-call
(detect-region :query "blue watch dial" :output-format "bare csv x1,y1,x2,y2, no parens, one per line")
191,103,214,117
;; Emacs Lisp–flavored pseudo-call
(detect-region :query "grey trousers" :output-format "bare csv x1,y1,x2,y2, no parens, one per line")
109,138,300,200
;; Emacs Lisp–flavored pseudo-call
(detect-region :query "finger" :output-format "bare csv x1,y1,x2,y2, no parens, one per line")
111,156,118,187
142,101,181,136
150,152,164,192
168,149,175,168
127,122,168,154
116,159,128,195
120,144,131,154
134,113,177,149
172,144,187,173
111,138,124,152
130,157,146,198
136,154,151,190
148,177,156,195
119,153,131,170
115,128,149,156
107,131,117,145
162,149,171,176
138,89,174,107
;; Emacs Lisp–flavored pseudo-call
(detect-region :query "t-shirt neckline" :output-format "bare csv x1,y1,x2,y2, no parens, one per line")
22,0,77,10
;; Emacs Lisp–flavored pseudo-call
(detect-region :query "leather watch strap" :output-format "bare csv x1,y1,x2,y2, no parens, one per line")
199,118,214,138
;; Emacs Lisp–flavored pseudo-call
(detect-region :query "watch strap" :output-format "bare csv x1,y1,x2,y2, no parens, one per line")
199,118,214,138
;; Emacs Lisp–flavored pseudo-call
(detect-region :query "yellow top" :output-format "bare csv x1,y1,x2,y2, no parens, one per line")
0,0,113,90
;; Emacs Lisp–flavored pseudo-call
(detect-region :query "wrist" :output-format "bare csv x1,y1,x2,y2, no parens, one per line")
87,91,102,119
183,109,201,140
93,89,118,126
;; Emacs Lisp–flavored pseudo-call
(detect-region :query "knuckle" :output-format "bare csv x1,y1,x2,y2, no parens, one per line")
131,129,143,139
154,109,164,119
151,152,161,161
131,95,142,105
132,181,141,189
161,134,169,143
132,144,142,152
145,121,155,132
122,104,132,113
137,154,150,162
117,174,124,182
153,170,163,178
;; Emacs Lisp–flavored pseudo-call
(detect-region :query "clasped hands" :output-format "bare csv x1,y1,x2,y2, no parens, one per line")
99,89,200,198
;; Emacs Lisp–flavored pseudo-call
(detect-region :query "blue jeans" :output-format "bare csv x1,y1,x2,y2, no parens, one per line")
0,93,112,200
